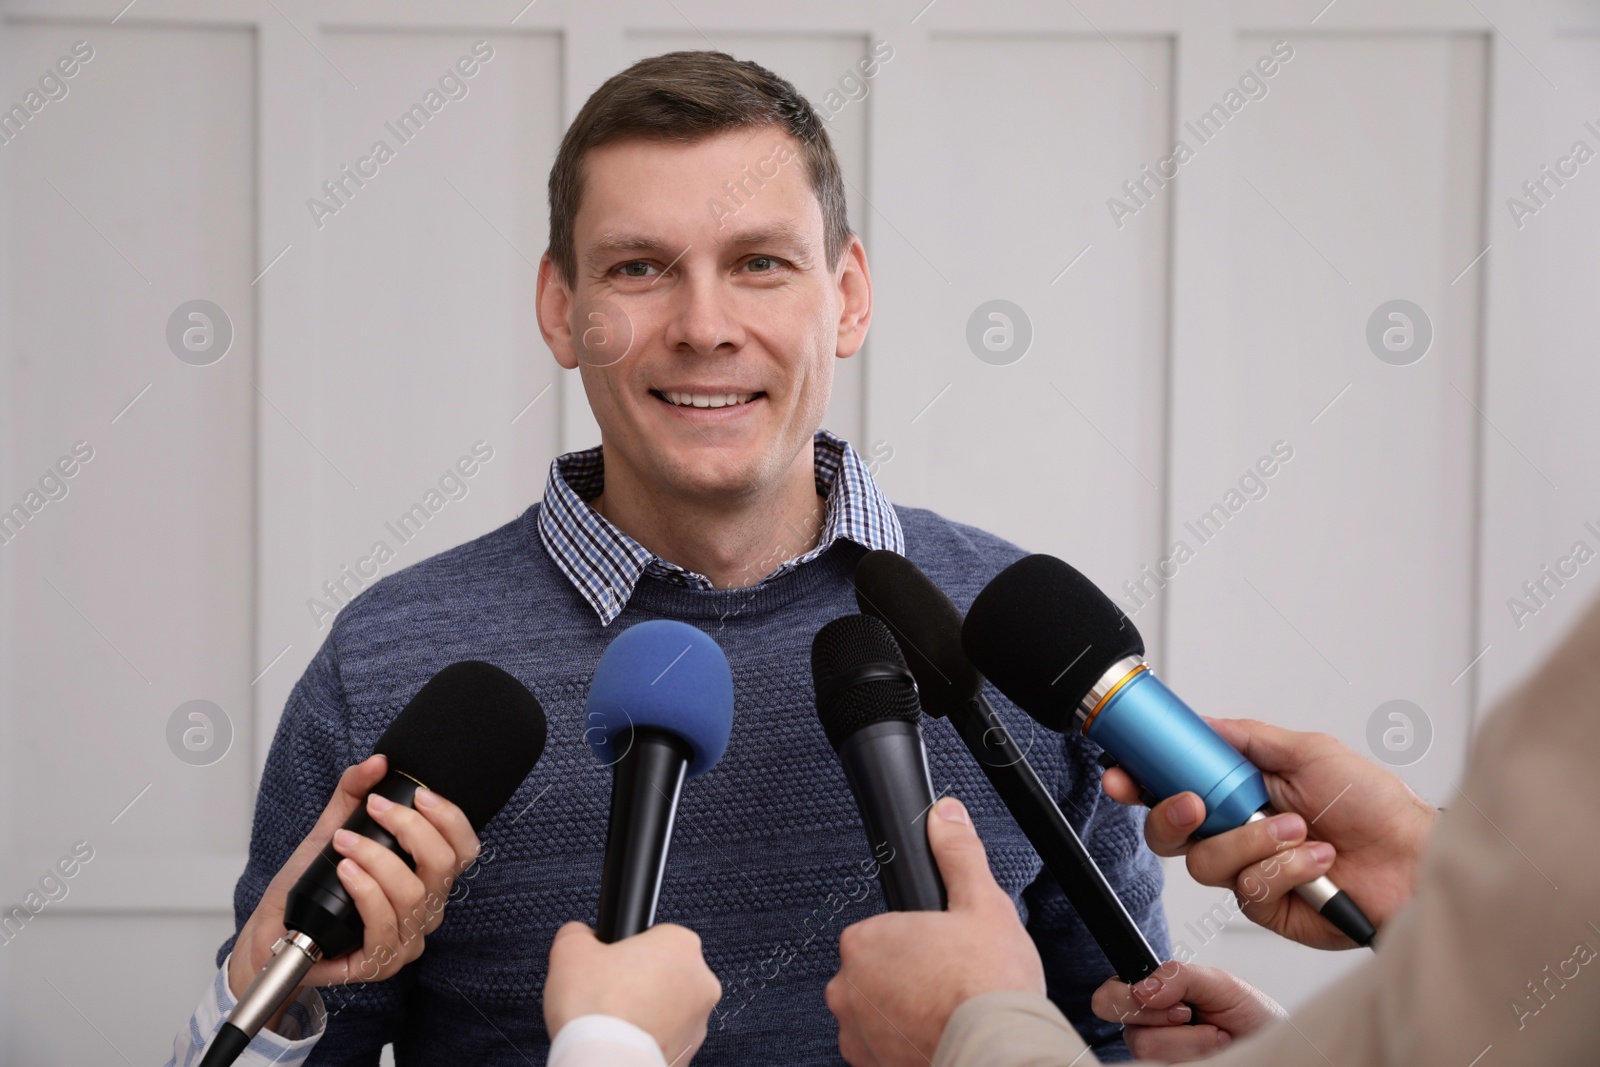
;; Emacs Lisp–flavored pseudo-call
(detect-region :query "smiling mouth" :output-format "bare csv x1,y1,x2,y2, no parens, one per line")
650,390,765,410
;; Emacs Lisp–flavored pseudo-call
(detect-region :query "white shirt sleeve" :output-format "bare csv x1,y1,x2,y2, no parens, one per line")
165,951,327,1067
548,1015,670,1067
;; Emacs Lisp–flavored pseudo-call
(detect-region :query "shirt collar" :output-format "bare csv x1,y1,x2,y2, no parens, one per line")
536,430,903,625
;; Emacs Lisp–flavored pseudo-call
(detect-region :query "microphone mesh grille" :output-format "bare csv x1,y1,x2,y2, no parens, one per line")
960,554,1144,732
373,661,547,831
811,614,921,751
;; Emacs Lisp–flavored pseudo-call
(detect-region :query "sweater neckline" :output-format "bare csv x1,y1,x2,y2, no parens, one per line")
522,503,863,624
619,540,861,622
521,502,864,627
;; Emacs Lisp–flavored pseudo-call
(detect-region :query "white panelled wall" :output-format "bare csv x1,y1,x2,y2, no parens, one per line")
2,1,1597,1062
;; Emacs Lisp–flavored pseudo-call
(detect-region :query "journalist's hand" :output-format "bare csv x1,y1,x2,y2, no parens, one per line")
228,755,481,1001
1103,718,1435,948
544,922,723,1064
827,797,1045,1067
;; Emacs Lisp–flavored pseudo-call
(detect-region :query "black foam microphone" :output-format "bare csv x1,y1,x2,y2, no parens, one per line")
200,661,547,1067
854,550,1171,985
812,613,947,912
962,554,1377,949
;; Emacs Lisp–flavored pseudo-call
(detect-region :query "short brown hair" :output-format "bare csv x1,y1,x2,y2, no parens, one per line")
546,50,851,287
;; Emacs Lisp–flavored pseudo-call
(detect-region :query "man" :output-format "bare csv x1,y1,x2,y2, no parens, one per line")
828,594,1600,1066
183,50,1166,1064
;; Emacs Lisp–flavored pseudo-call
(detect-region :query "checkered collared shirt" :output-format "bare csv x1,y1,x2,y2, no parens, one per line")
536,430,903,625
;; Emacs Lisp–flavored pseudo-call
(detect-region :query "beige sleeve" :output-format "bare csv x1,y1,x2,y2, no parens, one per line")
937,593,1600,1067
934,991,1092,1067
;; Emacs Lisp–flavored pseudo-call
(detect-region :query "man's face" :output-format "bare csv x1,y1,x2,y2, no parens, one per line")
538,126,870,502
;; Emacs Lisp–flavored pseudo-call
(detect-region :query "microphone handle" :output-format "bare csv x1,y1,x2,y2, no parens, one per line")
837,719,947,911
597,727,690,942
951,695,1164,984
284,771,420,959
1246,809,1377,948
1091,665,1379,950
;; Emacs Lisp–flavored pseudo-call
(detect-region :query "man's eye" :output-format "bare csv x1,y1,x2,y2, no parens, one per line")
745,257,780,273
617,261,655,278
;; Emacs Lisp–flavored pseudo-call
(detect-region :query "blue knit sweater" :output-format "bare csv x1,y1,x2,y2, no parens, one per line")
220,504,1168,1065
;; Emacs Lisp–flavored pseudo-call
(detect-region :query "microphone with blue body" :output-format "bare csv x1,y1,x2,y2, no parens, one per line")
586,619,734,942
961,553,1377,948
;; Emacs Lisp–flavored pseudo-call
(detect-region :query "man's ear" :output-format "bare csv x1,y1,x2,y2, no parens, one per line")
537,253,580,370
834,234,872,360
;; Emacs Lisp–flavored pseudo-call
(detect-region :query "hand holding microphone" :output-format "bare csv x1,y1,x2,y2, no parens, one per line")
827,793,1276,1067
225,753,479,1008
1105,717,1435,951
204,661,547,1066
1090,960,1287,1060
544,921,723,1065
827,796,1045,1067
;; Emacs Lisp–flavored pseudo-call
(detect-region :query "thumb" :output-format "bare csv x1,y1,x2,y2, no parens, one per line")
552,920,597,945
548,921,599,964
313,754,388,836
926,797,1000,911
265,755,390,899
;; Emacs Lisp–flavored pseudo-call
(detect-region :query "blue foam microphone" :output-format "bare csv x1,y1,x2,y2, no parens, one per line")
586,620,734,941
961,554,1376,948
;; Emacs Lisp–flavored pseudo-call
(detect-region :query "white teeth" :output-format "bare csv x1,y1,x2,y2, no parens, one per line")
662,391,755,409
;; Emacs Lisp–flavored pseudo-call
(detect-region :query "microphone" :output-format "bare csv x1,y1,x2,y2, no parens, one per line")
201,661,548,1067
961,554,1377,948
586,620,733,942
854,550,1173,984
811,613,946,912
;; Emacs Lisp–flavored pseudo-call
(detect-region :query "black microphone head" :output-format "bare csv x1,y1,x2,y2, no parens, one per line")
374,661,547,831
853,550,982,719
811,613,921,751
960,554,1144,733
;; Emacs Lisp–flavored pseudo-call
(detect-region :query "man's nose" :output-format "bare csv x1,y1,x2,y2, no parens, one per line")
662,266,743,356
